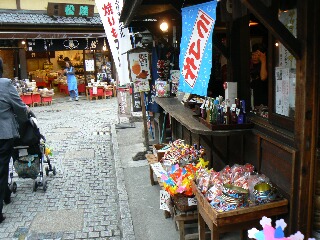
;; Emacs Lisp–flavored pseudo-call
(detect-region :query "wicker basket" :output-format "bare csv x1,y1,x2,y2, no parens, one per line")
172,193,197,212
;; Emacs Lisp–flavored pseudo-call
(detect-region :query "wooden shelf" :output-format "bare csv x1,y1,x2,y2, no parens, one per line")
155,97,252,136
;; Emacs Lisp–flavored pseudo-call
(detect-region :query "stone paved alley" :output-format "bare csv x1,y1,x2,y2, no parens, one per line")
1,95,135,240
1,94,240,240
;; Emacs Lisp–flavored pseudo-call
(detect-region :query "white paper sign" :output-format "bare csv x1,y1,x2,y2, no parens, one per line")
150,162,166,178
188,197,198,206
275,67,290,116
160,190,171,211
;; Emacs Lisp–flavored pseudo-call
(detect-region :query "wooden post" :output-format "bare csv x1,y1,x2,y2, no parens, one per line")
141,92,150,151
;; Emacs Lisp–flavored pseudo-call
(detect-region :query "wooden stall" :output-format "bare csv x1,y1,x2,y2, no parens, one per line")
120,0,319,237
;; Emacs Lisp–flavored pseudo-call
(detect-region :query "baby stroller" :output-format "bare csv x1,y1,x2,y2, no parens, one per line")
9,111,56,192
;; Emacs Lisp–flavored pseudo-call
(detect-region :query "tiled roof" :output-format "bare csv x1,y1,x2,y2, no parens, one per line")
0,10,102,26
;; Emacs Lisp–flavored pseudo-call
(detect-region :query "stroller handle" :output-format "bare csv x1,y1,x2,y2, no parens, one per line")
40,134,46,143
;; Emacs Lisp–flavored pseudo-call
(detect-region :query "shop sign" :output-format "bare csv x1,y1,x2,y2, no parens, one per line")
179,1,217,96
128,51,151,93
95,0,132,85
47,3,94,17
117,87,131,117
26,39,105,52
132,91,142,112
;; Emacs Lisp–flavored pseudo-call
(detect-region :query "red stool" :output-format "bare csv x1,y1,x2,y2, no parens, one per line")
59,85,69,95
31,93,41,107
105,89,113,98
41,96,52,105
89,88,104,100
78,84,85,94
21,94,33,106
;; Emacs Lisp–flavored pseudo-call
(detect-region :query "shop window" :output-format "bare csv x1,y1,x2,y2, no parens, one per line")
274,9,297,118
269,8,297,130
243,0,298,131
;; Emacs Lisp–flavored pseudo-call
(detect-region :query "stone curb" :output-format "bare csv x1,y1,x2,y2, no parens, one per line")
111,123,136,240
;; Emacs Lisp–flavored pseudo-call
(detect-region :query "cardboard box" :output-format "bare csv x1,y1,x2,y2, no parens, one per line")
152,144,168,161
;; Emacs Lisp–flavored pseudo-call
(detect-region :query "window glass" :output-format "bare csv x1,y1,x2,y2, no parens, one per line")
274,9,297,118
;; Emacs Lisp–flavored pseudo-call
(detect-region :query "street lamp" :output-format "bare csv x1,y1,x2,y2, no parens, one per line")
160,21,168,32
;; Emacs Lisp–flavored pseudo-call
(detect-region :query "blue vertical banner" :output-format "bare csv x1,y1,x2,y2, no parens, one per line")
179,1,217,96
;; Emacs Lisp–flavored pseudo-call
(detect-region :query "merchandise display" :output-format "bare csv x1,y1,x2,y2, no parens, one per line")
195,163,282,212
11,78,55,106
152,139,208,212
160,139,206,166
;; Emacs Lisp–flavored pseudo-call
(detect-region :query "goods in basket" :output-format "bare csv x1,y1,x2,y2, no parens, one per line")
161,163,196,196
161,163,201,212
39,88,54,97
248,216,315,240
195,163,281,211
160,139,206,166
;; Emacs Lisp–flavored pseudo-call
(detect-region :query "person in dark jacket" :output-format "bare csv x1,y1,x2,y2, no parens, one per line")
250,43,268,108
0,77,28,223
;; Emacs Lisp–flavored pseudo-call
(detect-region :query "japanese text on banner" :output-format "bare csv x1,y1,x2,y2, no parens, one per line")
182,10,214,88
179,1,217,96
95,0,132,85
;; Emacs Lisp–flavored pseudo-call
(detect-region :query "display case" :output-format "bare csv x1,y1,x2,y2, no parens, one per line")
95,50,112,82
83,50,112,83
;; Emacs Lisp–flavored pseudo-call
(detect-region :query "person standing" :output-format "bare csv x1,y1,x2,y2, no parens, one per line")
250,43,268,108
64,59,79,101
0,77,28,223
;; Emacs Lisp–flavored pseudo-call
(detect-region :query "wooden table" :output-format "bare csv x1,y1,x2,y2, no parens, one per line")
86,85,115,100
146,154,159,186
173,207,199,240
191,181,288,240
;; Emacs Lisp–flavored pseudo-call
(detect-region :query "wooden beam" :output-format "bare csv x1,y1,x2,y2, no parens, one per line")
130,21,171,48
120,0,144,27
240,0,301,59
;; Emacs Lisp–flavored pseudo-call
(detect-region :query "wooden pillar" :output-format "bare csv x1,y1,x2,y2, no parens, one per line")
230,0,250,105
19,49,27,80
16,0,21,9
294,0,319,237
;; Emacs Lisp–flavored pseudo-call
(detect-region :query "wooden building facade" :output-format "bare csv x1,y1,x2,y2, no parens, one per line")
122,0,320,237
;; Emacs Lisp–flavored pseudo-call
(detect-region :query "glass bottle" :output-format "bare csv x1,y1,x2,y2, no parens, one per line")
231,104,238,124
238,100,246,124
223,100,231,124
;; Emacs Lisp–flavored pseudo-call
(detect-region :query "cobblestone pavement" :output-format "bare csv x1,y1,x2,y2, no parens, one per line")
1,95,135,240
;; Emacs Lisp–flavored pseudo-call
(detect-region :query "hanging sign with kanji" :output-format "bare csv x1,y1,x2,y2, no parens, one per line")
179,1,217,96
95,0,132,85
47,3,94,17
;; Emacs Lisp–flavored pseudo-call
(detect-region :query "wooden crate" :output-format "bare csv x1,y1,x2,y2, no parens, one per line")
191,181,288,227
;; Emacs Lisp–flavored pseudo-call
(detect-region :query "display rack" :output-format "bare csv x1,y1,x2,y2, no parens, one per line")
191,181,288,240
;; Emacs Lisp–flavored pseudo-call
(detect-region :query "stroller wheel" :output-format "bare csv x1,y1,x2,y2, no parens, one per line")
33,180,38,192
45,166,49,176
52,166,56,176
10,182,17,193
43,181,47,192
